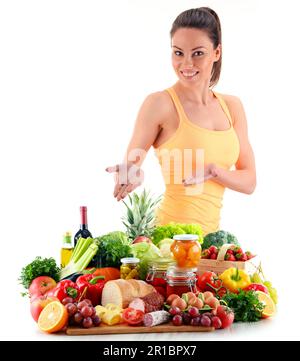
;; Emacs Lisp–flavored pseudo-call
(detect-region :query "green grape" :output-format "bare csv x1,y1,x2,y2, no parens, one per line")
251,272,263,284
268,288,278,304
263,281,278,304
263,281,272,288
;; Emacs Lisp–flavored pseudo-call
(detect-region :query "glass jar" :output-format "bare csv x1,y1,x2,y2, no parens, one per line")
166,266,197,298
120,257,140,279
170,234,201,268
146,258,176,291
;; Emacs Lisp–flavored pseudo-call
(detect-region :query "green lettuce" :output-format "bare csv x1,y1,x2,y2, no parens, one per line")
130,242,162,280
151,222,203,245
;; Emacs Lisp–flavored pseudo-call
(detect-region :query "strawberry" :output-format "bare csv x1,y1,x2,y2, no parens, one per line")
233,246,243,255
210,253,217,260
239,253,248,262
209,246,219,254
226,249,234,255
201,249,211,259
245,251,254,260
235,252,243,260
227,254,236,261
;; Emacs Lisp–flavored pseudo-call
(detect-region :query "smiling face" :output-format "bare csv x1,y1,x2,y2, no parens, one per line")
171,28,221,85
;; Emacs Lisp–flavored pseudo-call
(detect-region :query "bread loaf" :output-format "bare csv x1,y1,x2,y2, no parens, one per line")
101,279,155,308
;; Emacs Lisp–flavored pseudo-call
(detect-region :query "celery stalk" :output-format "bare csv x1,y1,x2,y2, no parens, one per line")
59,238,98,280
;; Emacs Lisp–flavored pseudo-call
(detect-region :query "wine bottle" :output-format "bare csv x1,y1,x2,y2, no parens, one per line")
74,206,93,246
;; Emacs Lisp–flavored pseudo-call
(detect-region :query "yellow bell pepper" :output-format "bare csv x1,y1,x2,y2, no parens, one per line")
219,267,251,293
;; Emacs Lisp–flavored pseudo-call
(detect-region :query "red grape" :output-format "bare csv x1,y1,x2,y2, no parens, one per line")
73,312,83,324
169,306,181,316
200,315,212,327
92,315,101,326
188,307,199,318
81,306,93,318
77,301,89,310
90,307,96,317
172,315,183,326
182,313,192,325
82,299,93,305
82,317,93,328
62,297,74,305
66,303,77,316
190,316,201,326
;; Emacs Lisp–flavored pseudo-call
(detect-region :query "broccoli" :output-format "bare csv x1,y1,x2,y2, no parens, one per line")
202,230,240,250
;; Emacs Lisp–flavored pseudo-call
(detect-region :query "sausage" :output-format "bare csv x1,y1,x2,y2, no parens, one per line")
142,292,164,307
143,311,170,327
128,298,145,312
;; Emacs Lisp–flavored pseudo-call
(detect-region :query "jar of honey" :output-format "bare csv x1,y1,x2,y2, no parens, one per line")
170,234,201,268
166,266,197,297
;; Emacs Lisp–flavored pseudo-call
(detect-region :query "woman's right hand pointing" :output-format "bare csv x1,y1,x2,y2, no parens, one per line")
105,162,144,201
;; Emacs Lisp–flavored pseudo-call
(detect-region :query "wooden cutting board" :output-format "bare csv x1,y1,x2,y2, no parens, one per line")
66,322,214,335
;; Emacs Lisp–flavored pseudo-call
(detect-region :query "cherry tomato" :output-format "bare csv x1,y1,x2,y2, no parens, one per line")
122,307,144,326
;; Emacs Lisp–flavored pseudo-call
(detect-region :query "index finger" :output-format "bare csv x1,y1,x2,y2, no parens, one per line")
106,164,119,173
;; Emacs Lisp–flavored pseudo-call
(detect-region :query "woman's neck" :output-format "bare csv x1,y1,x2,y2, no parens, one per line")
173,79,214,106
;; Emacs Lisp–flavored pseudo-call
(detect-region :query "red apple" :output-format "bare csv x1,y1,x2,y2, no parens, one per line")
29,276,57,299
132,236,152,244
30,295,59,322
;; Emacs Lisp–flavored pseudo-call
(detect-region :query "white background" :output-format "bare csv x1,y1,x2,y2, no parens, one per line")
1,0,299,340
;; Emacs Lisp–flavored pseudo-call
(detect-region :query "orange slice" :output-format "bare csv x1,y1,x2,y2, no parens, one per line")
38,301,68,333
256,290,276,318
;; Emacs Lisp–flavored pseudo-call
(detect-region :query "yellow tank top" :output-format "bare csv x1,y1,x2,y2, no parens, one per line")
154,87,240,236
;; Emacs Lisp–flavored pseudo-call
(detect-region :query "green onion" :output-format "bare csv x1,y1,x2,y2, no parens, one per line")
59,237,98,279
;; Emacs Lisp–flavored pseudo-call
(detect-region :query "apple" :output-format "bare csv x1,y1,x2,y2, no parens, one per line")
30,295,59,322
29,276,57,299
132,236,152,244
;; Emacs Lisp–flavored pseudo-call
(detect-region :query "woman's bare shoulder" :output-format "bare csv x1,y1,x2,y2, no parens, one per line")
218,93,243,108
218,93,247,127
142,90,175,122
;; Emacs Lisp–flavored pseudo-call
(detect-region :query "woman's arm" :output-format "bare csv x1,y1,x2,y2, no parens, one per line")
106,92,164,200
211,95,257,194
183,95,256,194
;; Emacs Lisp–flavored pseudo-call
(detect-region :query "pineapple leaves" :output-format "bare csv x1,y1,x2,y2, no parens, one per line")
121,188,162,240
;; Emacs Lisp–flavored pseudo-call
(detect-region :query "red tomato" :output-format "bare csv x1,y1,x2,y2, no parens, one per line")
216,305,234,329
122,307,144,325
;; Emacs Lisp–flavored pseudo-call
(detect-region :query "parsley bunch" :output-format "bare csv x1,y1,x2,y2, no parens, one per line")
222,290,265,322
19,256,60,290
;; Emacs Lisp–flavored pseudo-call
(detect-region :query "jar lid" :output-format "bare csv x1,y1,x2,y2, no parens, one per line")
166,265,196,280
148,258,176,271
121,257,140,264
173,234,199,241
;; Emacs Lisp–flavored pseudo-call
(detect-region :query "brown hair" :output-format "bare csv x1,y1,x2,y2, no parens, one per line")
170,7,222,88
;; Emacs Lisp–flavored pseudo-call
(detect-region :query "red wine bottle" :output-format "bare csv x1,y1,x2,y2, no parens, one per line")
74,206,93,246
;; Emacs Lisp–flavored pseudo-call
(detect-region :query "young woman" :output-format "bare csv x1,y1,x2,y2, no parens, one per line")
106,7,256,236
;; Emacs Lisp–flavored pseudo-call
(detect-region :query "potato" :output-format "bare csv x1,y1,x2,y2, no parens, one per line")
171,297,187,311
166,294,180,305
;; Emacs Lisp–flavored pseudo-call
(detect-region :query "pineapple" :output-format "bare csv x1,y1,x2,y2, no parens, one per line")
122,188,162,241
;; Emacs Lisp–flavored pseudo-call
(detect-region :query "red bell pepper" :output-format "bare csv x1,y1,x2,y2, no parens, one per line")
244,283,269,294
47,280,80,302
76,274,105,306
